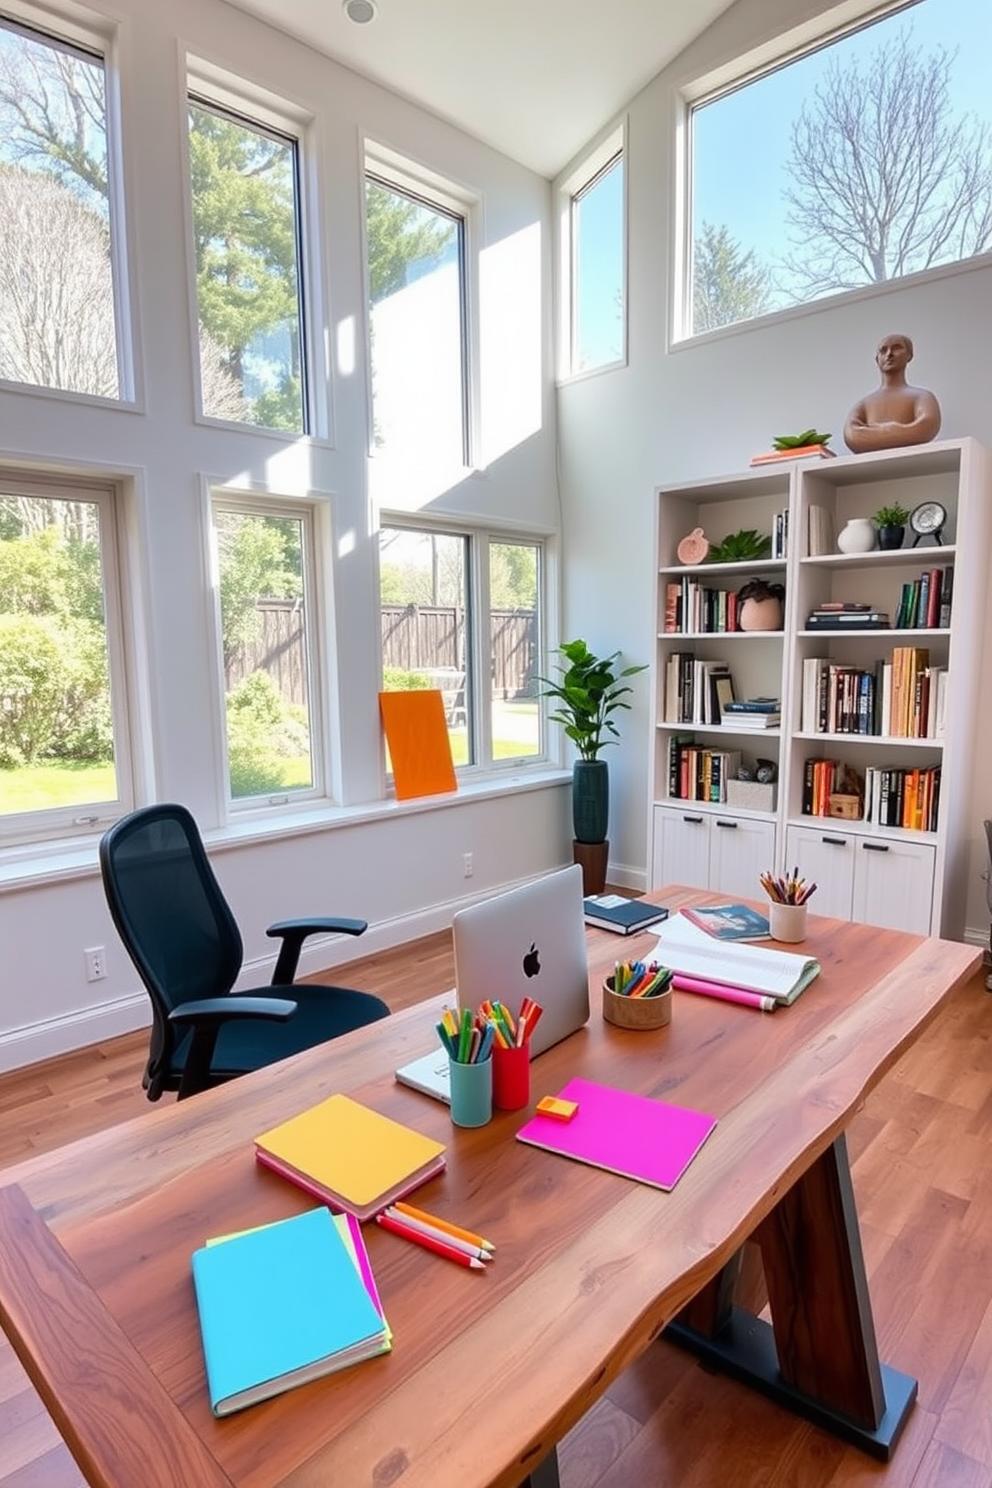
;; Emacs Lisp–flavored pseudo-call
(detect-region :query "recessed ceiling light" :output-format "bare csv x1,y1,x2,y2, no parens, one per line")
343,0,378,22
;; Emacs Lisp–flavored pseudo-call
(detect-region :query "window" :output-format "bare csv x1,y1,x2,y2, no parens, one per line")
365,154,468,468
188,97,307,431
379,524,543,774
0,16,127,399
683,0,992,339
212,499,320,805
559,127,625,378
0,475,133,843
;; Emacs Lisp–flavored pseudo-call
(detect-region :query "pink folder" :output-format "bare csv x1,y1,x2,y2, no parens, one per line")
516,1077,717,1191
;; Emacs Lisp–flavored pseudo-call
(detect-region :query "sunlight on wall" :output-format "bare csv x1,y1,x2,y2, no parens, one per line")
480,221,542,464
336,314,357,377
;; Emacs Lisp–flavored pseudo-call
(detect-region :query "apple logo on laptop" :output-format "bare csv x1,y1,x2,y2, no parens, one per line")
522,942,541,978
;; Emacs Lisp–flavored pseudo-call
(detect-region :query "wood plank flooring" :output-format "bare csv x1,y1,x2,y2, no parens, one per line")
3,931,992,1487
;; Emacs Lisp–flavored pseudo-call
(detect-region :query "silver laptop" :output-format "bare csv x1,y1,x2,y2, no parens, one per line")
395,864,590,1102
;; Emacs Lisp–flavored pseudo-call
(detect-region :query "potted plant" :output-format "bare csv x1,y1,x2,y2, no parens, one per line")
737,577,785,631
872,501,910,551
707,528,772,563
537,639,646,892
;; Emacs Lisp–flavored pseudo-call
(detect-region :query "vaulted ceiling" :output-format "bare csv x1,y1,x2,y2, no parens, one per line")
223,0,737,177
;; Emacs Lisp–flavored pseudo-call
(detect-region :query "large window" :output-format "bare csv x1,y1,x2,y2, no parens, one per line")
0,476,133,843
684,0,992,339
188,96,307,431
212,499,320,805
365,156,468,468
559,127,625,378
379,524,543,773
0,16,126,399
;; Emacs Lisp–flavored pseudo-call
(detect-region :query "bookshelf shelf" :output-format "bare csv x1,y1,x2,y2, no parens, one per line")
649,438,992,937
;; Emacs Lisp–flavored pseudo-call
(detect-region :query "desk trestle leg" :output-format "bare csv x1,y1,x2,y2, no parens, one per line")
519,1446,560,1488
666,1134,917,1461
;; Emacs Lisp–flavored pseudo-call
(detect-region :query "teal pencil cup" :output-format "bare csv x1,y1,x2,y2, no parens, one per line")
449,1055,493,1128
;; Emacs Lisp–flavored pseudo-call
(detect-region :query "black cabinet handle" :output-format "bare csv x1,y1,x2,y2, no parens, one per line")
862,841,890,853
715,819,738,829
682,814,703,824
821,835,847,847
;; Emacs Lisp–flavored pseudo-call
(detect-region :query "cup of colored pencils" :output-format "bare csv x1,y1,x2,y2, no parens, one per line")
603,960,673,1030
761,866,815,943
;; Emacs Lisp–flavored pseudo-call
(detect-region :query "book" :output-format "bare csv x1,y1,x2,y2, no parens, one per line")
254,1094,446,1222
516,1076,717,1191
651,912,820,1005
679,903,770,941
722,697,781,713
583,894,670,935
191,1207,389,1416
749,444,836,465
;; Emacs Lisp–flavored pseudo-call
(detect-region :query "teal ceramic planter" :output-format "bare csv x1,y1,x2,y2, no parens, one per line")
572,759,609,844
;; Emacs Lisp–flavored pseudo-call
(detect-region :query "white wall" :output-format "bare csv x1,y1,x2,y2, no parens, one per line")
556,0,992,939
0,0,569,1071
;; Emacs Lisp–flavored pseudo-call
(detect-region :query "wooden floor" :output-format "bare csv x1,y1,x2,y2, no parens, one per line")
3,932,992,1488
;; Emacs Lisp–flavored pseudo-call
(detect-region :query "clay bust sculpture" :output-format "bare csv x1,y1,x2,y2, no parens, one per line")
843,333,942,453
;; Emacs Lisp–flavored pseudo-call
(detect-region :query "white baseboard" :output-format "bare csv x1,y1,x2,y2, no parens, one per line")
0,994,150,1075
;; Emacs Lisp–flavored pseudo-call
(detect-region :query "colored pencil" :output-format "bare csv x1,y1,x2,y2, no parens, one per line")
376,1211,486,1268
392,1200,496,1252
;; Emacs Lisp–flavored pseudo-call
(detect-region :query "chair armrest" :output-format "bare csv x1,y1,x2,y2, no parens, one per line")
168,996,297,1027
266,917,368,984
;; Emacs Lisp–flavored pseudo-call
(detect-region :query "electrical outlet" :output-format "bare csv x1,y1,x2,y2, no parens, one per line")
463,852,473,878
84,946,107,982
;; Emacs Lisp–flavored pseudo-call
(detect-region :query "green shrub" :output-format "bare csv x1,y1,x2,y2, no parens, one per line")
382,667,430,691
0,613,111,768
225,671,311,798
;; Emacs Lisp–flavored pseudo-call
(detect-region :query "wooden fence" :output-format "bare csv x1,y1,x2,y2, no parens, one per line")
227,602,537,704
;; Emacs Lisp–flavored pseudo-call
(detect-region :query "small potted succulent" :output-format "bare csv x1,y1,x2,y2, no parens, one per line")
736,578,785,631
872,501,910,551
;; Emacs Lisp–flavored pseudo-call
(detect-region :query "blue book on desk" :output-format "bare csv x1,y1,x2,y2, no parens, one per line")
191,1207,387,1416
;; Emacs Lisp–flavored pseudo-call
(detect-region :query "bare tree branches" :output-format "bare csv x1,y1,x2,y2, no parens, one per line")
783,32,992,297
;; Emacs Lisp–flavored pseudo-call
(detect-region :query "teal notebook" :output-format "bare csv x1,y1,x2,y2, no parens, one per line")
191,1206,388,1416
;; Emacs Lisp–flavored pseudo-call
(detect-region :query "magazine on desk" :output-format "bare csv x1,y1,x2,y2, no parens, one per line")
651,912,819,1005
679,903,770,941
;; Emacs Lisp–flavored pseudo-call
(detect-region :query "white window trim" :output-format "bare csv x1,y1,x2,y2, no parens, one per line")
377,513,553,782
183,55,328,441
673,0,927,345
0,468,137,847
556,118,627,385
362,138,481,471
205,483,328,817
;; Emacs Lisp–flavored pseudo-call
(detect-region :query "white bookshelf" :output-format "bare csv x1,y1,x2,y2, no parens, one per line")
649,438,992,937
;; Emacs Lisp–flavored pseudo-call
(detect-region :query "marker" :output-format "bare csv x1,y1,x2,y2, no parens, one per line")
392,1200,496,1253
376,1210,486,1268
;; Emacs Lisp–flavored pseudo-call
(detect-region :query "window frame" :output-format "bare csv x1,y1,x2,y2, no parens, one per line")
673,0,958,344
207,488,327,816
556,120,627,383
184,58,323,439
0,469,137,847
377,515,550,781
362,141,478,470
0,2,136,405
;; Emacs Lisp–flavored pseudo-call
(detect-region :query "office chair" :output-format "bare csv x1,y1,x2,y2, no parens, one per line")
99,802,390,1100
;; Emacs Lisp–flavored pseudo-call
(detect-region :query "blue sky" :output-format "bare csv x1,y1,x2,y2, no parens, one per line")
692,0,992,307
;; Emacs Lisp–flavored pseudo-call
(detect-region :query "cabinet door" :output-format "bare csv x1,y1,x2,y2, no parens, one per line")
852,837,935,934
651,806,710,890
708,814,776,899
785,825,855,920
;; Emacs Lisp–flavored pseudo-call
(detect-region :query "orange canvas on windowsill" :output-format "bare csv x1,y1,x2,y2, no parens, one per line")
379,690,458,801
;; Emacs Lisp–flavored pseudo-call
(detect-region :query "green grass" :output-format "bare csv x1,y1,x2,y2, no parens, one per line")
0,761,118,814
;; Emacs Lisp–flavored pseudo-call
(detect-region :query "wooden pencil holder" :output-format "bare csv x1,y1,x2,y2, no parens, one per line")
602,975,672,1031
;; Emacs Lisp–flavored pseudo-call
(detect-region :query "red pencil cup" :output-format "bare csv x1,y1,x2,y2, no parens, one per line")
492,1041,530,1111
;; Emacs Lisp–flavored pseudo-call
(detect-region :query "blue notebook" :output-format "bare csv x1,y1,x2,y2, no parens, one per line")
191,1207,388,1416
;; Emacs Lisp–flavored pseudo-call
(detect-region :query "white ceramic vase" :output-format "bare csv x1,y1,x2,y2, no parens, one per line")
837,517,876,554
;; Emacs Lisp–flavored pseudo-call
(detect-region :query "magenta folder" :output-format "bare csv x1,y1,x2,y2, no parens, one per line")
516,1077,717,1191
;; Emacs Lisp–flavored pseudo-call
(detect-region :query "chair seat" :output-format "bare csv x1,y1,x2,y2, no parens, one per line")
169,984,390,1084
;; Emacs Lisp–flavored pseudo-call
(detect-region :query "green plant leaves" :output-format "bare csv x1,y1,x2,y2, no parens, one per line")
536,640,646,761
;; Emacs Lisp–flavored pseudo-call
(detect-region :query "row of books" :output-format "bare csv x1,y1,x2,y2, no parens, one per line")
667,735,741,802
663,578,741,634
894,567,953,629
800,758,941,831
662,654,733,724
800,652,946,739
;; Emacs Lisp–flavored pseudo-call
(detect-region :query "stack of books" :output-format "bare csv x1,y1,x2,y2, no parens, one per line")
191,1207,391,1416
806,602,891,630
720,698,781,729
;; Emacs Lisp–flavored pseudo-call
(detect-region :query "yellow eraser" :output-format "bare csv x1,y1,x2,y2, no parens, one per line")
536,1095,579,1122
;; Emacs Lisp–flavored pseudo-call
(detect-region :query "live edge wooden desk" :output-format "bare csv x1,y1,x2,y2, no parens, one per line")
0,889,979,1488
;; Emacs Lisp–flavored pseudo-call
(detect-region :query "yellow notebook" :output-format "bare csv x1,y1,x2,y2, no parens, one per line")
254,1095,446,1222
